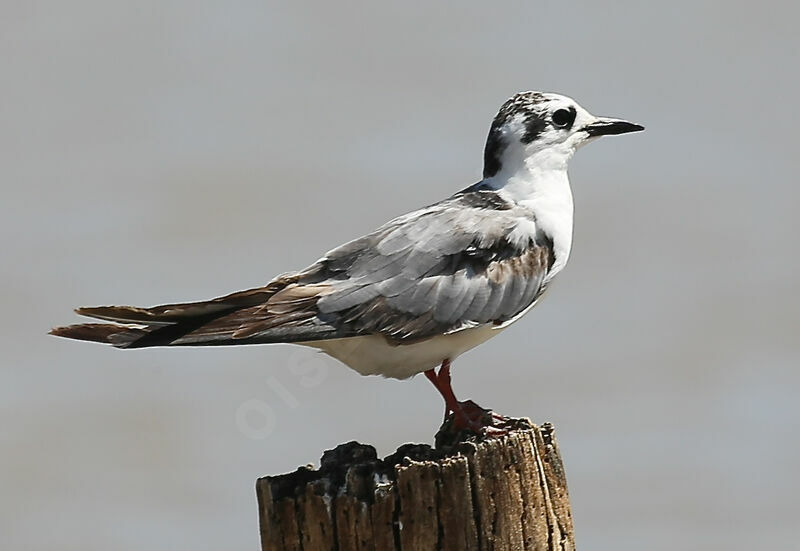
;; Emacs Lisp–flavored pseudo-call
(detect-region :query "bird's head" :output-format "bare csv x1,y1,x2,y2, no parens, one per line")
483,91,643,178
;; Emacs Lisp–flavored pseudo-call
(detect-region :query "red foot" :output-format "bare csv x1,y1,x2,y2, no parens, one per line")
449,400,509,434
423,360,509,435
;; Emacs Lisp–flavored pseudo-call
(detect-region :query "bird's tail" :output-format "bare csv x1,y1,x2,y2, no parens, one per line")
49,284,284,349
50,321,148,347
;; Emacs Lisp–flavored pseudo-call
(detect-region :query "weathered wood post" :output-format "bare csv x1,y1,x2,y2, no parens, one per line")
256,417,575,550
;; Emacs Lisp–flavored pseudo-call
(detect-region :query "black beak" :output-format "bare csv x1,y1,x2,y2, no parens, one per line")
584,117,644,137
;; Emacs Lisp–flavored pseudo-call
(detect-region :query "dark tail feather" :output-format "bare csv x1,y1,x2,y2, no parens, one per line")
50,303,243,348
119,307,240,348
49,323,147,347
48,279,320,348
74,303,233,325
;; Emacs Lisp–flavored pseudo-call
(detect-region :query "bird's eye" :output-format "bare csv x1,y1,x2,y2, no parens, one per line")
552,108,576,129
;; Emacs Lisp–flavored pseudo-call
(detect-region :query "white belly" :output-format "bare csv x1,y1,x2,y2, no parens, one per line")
300,324,504,380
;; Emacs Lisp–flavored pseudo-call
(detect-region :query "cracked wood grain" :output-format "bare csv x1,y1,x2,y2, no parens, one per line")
256,419,575,550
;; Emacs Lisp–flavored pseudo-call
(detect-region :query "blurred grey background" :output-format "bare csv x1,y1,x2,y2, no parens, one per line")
2,2,798,550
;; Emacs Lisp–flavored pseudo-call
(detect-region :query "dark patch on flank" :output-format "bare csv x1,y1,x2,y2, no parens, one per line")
535,229,556,271
455,238,520,273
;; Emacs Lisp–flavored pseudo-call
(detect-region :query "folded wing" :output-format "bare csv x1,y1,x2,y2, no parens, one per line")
51,190,555,347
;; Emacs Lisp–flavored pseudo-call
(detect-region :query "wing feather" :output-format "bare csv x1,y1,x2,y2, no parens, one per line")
54,190,555,347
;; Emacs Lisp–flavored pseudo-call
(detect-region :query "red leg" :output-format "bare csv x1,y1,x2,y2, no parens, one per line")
423,359,505,433
423,369,447,419
424,359,460,416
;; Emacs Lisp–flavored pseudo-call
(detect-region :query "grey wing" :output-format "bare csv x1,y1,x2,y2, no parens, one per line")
56,194,554,348
306,197,556,342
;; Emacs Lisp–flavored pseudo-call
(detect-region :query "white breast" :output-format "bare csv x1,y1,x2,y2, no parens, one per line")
487,162,574,282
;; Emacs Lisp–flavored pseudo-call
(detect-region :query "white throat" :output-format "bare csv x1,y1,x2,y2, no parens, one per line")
483,147,575,279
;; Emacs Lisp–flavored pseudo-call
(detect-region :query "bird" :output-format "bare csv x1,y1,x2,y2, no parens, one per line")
51,91,643,432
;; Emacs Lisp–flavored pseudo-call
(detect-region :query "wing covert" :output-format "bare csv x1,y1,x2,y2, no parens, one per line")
307,192,555,342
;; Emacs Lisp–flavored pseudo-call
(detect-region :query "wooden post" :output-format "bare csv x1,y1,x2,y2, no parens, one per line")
256,418,575,551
